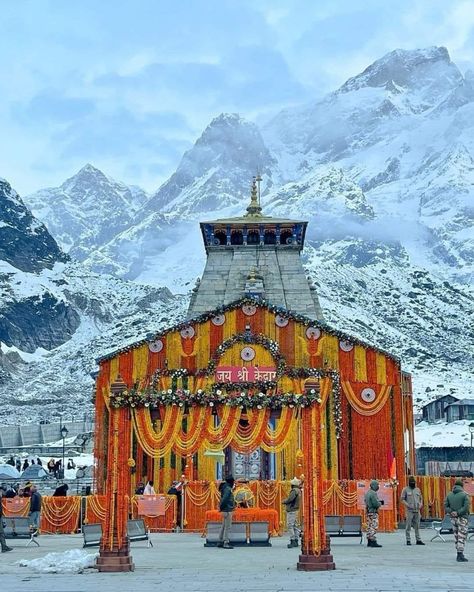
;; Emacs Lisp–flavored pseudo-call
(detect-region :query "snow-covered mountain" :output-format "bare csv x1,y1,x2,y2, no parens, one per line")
0,177,184,423
4,46,474,419
263,46,474,282
144,113,276,220
25,164,148,260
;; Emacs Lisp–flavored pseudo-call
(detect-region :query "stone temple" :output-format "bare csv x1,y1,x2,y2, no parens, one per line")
187,176,324,320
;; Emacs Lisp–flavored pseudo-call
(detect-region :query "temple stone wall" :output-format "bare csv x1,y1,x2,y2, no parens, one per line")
187,246,324,320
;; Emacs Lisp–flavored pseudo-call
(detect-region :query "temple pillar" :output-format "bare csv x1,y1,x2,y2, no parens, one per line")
297,404,335,571
97,380,134,572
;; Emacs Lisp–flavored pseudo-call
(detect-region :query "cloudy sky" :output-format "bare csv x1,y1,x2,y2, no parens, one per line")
1,0,474,194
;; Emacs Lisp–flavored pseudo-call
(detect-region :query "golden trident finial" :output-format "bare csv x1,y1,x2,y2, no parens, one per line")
244,175,263,217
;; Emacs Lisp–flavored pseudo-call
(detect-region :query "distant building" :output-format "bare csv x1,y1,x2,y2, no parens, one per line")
421,394,459,423
445,399,474,422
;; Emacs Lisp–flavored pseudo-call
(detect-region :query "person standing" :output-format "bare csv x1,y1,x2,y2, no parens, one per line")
22,459,29,472
143,480,155,495
445,478,470,562
28,485,42,534
365,480,382,548
0,486,13,553
217,475,235,549
283,477,301,548
401,476,425,546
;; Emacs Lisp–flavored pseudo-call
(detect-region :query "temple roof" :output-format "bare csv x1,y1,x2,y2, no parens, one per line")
96,296,399,364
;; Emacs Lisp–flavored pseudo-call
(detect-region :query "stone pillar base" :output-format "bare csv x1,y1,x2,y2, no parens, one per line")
297,551,335,571
96,549,135,572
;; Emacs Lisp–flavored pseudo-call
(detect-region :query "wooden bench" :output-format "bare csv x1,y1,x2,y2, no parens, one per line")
82,519,152,548
324,515,363,544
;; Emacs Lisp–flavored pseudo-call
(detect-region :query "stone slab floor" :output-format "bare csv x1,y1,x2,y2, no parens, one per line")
0,531,471,592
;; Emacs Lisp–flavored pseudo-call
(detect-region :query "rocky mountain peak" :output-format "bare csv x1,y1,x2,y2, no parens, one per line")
338,46,462,99
144,113,275,218
25,165,146,260
0,177,67,272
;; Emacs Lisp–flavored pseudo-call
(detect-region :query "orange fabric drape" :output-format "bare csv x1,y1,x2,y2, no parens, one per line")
40,496,81,534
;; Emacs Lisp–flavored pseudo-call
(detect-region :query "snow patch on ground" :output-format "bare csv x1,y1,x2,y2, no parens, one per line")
415,420,474,448
17,549,98,573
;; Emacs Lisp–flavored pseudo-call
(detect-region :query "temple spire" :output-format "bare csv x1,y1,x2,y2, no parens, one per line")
244,176,263,218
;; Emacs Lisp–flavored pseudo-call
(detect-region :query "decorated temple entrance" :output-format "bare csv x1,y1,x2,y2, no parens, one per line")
92,186,414,573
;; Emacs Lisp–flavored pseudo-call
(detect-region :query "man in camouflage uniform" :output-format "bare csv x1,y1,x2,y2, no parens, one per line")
365,480,382,548
445,478,471,562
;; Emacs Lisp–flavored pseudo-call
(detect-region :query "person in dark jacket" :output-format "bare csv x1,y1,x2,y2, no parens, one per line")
364,479,382,548
28,485,42,533
53,483,69,497
283,477,301,548
6,456,15,467
445,479,471,562
217,476,235,549
22,459,29,471
0,486,13,552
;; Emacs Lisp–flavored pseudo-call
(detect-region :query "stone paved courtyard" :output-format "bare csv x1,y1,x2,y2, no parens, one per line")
0,530,472,591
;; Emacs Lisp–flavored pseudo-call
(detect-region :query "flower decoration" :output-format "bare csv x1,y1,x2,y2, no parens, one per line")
361,387,376,403
180,326,195,339
242,304,257,316
211,314,225,326
241,346,256,361
306,327,321,340
339,339,354,352
275,315,289,327
148,339,164,353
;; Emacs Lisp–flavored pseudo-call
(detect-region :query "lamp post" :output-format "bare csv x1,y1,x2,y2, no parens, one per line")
61,425,69,479
469,422,474,448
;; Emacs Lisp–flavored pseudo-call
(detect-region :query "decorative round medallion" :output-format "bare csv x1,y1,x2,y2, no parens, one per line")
306,327,321,340
339,340,354,352
275,314,289,328
361,388,376,403
148,339,164,353
211,314,225,326
180,326,195,339
242,304,257,316
241,346,256,361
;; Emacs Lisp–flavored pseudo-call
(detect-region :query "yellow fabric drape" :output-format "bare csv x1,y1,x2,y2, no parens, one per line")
132,344,149,382
354,345,368,382
322,335,339,369
376,353,387,385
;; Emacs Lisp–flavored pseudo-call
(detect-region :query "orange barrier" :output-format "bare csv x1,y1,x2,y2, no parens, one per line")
85,494,107,524
184,481,220,531
1,477,464,536
40,496,81,534
2,498,29,517
184,480,398,533
205,508,280,535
